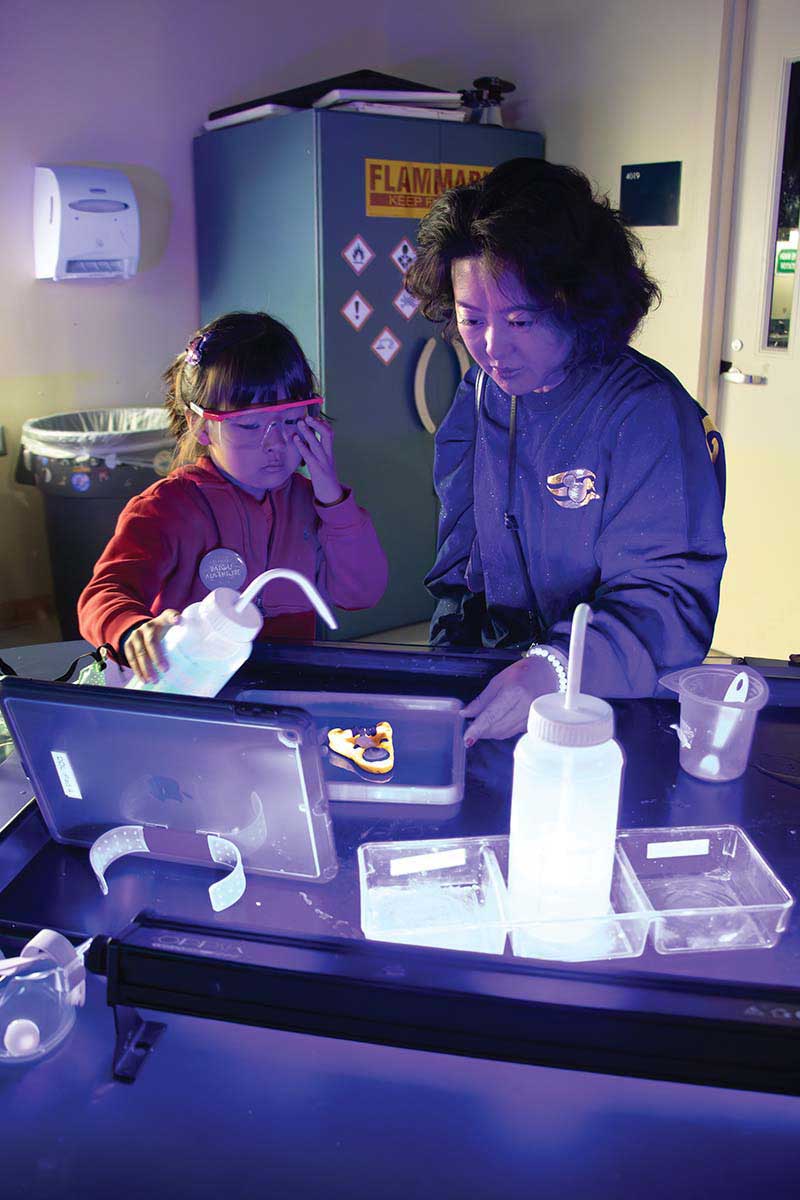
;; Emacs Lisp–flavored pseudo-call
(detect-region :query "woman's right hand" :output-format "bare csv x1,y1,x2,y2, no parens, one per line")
123,610,181,684
460,654,559,745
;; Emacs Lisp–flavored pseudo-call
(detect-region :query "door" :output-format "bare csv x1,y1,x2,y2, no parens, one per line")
714,0,800,659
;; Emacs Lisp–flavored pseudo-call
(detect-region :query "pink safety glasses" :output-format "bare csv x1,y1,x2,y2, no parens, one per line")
187,397,323,421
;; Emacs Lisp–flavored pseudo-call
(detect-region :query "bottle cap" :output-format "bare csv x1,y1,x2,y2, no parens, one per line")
527,690,614,746
198,588,262,643
527,601,613,745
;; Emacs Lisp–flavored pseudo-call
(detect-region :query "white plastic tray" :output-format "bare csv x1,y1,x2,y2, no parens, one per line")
237,689,465,806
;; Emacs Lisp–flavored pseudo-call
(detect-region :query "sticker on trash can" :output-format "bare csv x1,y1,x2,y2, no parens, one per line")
70,472,91,492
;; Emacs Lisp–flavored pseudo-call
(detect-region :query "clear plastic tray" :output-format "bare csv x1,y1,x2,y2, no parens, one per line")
358,837,507,954
616,826,795,954
358,835,653,961
237,689,465,805
358,827,795,961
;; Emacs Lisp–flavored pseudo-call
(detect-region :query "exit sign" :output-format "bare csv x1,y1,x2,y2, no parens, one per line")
777,248,797,274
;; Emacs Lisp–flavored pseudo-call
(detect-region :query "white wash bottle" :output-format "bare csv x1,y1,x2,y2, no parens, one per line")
126,569,337,698
507,604,624,958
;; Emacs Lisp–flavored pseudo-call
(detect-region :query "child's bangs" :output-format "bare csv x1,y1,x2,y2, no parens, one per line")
203,335,315,412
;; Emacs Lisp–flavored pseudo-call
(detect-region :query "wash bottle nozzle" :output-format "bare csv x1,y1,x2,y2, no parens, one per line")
564,602,592,710
526,602,612,745
236,568,338,630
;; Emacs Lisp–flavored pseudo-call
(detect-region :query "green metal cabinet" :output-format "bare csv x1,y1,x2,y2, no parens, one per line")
194,110,543,638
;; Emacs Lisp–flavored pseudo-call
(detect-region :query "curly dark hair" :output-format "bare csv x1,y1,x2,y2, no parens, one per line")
405,158,661,364
163,311,321,467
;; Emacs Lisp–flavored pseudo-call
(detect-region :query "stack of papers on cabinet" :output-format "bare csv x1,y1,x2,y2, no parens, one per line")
312,88,464,108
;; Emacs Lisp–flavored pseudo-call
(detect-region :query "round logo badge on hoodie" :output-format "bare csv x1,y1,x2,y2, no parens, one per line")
198,548,248,591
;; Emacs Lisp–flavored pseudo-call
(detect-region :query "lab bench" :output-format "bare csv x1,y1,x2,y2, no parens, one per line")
0,639,798,1200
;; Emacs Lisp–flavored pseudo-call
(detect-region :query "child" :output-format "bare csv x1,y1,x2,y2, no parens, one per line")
78,311,388,683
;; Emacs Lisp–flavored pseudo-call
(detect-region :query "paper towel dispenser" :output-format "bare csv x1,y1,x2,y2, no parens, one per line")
33,166,140,281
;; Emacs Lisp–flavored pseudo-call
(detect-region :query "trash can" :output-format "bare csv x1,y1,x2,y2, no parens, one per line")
18,409,175,640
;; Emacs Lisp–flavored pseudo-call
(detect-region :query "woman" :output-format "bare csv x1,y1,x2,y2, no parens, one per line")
405,158,726,745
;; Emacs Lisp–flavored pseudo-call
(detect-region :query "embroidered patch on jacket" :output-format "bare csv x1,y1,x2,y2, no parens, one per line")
546,468,601,509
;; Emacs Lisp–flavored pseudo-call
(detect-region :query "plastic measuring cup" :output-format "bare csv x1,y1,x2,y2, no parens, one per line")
660,666,769,782
0,930,87,1066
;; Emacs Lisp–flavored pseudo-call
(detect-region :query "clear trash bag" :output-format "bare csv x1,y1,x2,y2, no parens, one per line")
20,408,173,471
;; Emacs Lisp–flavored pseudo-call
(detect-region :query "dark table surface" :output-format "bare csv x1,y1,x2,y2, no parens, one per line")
1,640,799,1199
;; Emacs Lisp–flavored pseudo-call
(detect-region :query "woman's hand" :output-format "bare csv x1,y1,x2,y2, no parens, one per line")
293,415,344,505
461,655,558,745
123,610,181,684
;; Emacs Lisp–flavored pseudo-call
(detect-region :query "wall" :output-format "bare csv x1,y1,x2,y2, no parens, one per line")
0,0,391,624
0,0,728,636
386,0,729,394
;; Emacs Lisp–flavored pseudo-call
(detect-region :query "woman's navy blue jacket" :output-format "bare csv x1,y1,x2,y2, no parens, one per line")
426,348,727,697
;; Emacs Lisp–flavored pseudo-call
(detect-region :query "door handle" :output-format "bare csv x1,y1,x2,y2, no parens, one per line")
414,338,474,435
720,365,768,385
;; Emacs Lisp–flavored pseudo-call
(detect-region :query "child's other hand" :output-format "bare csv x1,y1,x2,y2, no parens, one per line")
293,416,344,505
123,610,181,683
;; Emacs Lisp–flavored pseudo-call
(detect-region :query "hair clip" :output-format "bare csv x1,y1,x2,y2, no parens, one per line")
184,334,208,367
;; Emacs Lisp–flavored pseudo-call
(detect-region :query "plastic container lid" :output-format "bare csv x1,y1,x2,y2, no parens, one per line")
528,691,614,747
197,588,262,643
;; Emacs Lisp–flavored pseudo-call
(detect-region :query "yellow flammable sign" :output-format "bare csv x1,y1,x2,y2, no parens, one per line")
366,159,493,218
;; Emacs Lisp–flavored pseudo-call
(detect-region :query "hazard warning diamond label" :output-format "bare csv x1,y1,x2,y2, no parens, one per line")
341,291,373,331
342,235,375,275
392,287,420,321
371,327,401,366
390,238,417,274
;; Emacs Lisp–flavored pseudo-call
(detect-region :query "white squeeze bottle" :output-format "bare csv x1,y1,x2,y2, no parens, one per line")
126,569,337,698
507,603,624,959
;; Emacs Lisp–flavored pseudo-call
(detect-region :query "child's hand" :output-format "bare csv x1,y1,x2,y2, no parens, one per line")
123,610,181,684
293,416,344,505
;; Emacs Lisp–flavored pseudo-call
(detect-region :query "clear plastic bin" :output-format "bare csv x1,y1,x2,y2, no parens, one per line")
358,837,507,954
358,835,653,961
358,827,795,961
508,843,652,962
237,689,465,805
616,826,795,954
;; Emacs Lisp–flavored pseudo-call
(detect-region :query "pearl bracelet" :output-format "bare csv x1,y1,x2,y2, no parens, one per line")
523,644,568,694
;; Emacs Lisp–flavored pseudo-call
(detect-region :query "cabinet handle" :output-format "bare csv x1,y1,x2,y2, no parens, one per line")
414,338,474,435
413,337,437,434
454,340,472,378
